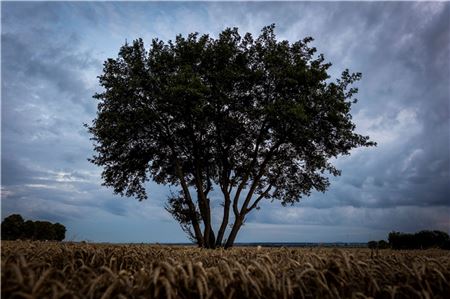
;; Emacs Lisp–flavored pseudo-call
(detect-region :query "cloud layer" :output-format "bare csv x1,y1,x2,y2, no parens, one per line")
2,2,449,242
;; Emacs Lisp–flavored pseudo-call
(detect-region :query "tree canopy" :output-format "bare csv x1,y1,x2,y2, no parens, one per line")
88,24,375,248
388,231,450,250
1,214,66,241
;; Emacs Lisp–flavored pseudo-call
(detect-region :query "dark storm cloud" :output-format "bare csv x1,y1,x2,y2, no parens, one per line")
1,2,449,241
2,30,99,115
283,2,450,211
1,2,139,225
1,156,166,224
1,157,43,186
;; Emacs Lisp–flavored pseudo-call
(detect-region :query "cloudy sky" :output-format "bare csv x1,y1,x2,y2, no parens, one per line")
2,1,449,243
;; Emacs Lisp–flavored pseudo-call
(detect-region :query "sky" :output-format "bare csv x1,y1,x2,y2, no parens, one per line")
1,1,449,243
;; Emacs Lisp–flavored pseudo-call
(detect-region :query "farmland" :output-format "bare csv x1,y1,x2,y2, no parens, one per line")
2,241,449,299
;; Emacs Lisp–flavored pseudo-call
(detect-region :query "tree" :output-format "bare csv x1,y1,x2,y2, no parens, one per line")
53,223,66,241
33,221,55,240
23,220,35,239
88,24,375,248
389,230,450,250
1,214,67,241
415,230,450,249
1,214,24,240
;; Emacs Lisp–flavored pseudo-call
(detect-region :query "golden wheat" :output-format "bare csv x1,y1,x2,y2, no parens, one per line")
2,241,449,298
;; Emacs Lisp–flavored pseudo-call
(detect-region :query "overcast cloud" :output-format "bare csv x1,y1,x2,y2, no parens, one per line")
1,1,449,243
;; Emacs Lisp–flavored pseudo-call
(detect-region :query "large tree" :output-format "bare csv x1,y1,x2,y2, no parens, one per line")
88,25,375,248
1,214,24,240
1,214,66,241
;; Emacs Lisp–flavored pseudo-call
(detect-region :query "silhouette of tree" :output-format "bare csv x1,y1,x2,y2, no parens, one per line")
389,230,450,249
1,214,67,241
88,24,376,248
53,223,66,241
22,220,35,239
1,214,24,240
33,221,55,240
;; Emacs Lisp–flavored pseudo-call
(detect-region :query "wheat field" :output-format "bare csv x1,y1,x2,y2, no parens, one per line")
2,241,449,299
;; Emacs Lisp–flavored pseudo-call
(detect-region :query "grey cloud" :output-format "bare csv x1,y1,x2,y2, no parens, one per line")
2,32,100,115
1,157,45,186
1,167,168,223
248,205,450,233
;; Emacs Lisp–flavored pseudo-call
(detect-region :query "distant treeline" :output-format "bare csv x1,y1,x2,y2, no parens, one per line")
1,214,66,241
368,230,450,250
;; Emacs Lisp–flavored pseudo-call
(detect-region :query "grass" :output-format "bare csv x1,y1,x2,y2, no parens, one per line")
2,240,449,298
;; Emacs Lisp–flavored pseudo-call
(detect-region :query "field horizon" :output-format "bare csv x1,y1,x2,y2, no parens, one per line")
2,240,450,298
64,241,369,247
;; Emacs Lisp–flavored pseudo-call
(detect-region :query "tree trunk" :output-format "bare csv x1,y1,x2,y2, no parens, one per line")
202,197,217,249
215,190,231,247
174,161,204,247
224,216,244,249
187,203,204,248
196,188,212,248
208,229,216,249
193,161,216,249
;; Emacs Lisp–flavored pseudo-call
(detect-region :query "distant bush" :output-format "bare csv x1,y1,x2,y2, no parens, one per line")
378,240,389,249
367,240,389,249
388,230,450,250
367,241,378,249
1,214,66,241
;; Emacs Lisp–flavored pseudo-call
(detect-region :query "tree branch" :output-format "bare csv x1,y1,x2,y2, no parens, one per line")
239,142,280,216
194,164,213,247
174,159,204,247
215,186,231,247
246,183,273,213
231,120,268,218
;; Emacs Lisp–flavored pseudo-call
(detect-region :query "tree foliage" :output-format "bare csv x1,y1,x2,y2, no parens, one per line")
88,24,375,248
1,214,24,240
1,214,66,241
388,230,450,250
53,223,67,241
